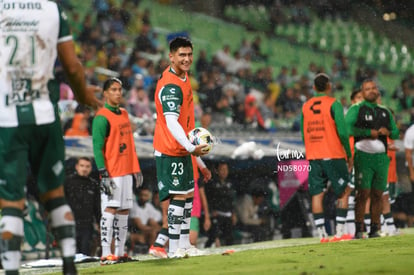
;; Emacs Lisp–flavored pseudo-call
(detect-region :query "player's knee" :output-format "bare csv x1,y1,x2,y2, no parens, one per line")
45,197,75,227
0,209,24,239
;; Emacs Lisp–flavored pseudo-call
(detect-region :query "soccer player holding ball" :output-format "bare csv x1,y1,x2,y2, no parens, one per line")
152,37,210,258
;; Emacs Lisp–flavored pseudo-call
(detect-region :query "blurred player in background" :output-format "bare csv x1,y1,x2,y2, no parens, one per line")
0,1,101,274
301,73,353,243
92,78,143,264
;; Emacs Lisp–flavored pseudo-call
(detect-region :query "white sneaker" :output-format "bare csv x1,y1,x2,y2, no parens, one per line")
185,246,205,257
168,248,187,259
379,230,388,237
388,228,401,236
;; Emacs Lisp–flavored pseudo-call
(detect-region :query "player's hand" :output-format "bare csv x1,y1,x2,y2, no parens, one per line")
99,168,115,196
191,144,209,157
200,167,212,182
134,172,144,188
370,129,379,139
388,143,398,151
203,216,211,232
85,85,103,110
378,127,390,136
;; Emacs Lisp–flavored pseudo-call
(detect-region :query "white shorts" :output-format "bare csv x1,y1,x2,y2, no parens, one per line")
101,174,134,212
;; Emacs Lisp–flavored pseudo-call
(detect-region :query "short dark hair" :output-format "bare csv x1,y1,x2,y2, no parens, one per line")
360,78,375,89
103,77,122,91
314,73,330,92
350,87,361,101
169,37,193,53
77,156,91,164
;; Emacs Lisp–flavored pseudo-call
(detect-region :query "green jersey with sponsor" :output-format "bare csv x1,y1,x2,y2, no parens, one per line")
0,0,71,127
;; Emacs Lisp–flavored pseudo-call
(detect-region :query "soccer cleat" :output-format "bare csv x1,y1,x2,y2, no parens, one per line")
379,230,388,237
329,235,343,242
388,228,401,236
149,245,168,259
329,234,353,242
368,231,381,238
353,232,365,239
118,253,136,263
341,234,353,240
100,254,119,265
168,248,187,259
320,237,330,243
185,246,206,257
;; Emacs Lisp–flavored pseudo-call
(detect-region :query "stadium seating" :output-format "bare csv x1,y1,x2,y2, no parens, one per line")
68,0,405,122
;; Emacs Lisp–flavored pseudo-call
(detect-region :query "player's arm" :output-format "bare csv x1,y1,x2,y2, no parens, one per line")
404,133,414,181
92,115,109,169
196,157,211,182
165,114,196,152
159,84,207,156
332,101,352,159
56,6,101,110
199,184,211,231
345,104,371,138
388,109,400,140
406,148,414,182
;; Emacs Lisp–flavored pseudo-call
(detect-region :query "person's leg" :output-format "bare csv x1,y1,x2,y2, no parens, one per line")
153,199,169,247
114,175,134,259
355,189,370,237
147,219,161,246
325,158,352,240
168,196,186,254
0,128,27,274
308,160,328,241
354,151,374,238
77,226,93,256
41,187,77,273
346,189,356,236
204,216,218,248
333,186,351,239
370,153,390,237
100,208,115,258
189,216,200,246
114,210,129,257
34,121,77,274
0,203,25,275
312,192,328,240
369,189,383,237
382,192,397,235
149,200,169,258
364,198,371,233
179,194,193,249
221,216,234,246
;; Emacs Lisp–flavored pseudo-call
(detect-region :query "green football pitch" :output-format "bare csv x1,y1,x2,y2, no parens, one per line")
21,228,414,275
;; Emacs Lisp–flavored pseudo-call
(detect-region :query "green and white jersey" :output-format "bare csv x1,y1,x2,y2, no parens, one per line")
0,0,71,127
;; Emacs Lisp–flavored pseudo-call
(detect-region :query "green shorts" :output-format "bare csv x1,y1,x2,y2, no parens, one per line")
354,150,389,191
308,158,351,196
0,120,65,201
156,154,194,201
190,216,199,232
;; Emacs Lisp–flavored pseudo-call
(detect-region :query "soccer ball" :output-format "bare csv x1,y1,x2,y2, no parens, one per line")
188,127,214,153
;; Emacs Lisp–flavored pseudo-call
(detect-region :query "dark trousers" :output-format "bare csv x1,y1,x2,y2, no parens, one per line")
205,216,233,247
238,224,267,242
76,225,94,256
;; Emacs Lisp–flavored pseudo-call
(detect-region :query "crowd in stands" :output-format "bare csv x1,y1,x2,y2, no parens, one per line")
58,0,414,138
